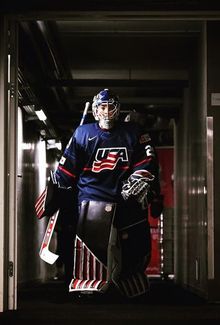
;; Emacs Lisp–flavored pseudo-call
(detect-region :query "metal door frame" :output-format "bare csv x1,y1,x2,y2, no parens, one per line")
0,17,18,312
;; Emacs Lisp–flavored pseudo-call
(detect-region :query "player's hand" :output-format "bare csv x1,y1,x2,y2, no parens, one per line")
121,170,154,209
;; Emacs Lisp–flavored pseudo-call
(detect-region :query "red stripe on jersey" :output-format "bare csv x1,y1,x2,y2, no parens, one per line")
83,166,129,171
58,166,76,178
133,157,152,168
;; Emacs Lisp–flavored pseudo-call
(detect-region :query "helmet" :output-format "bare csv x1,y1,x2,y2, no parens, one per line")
92,89,120,129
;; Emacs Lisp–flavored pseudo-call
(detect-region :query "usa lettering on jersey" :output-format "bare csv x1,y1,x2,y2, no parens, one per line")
92,147,128,172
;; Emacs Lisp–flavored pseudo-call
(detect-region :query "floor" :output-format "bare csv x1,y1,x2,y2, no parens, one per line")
1,278,220,324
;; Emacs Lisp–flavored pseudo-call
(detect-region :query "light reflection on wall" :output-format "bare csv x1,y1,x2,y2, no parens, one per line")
17,107,54,284
35,139,47,192
17,107,23,178
21,143,35,150
35,137,48,281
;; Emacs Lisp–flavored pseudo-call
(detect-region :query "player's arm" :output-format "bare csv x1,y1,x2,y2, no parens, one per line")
35,170,76,219
121,131,162,211
133,132,163,216
35,131,79,219
55,133,79,189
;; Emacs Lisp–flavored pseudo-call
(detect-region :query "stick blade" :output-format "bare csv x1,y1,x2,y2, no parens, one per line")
40,247,59,265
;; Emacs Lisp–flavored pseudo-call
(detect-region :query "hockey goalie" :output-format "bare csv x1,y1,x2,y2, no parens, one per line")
35,89,162,299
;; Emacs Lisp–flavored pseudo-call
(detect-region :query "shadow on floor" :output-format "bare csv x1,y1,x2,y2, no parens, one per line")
1,278,220,324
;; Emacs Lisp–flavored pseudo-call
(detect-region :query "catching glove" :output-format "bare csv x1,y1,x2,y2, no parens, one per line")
121,170,155,209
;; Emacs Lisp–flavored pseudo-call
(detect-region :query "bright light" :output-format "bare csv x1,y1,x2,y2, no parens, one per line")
47,139,62,151
22,143,35,150
55,142,62,150
35,109,47,121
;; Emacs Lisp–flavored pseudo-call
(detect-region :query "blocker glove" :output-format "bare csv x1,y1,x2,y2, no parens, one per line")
35,170,74,219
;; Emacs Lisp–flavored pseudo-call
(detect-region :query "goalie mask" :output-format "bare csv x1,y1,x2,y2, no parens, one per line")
92,89,120,129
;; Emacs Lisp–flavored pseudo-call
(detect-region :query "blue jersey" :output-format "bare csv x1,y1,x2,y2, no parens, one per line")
55,121,160,204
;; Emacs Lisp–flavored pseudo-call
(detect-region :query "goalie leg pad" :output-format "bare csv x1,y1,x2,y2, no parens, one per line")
69,200,117,293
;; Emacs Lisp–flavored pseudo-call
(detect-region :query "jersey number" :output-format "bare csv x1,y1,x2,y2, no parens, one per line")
145,145,155,157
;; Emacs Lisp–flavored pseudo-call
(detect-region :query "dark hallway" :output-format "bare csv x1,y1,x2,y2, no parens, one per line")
1,279,220,324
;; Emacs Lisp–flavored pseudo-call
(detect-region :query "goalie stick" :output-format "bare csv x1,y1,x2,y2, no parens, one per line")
38,101,90,264
39,210,59,264
80,101,90,126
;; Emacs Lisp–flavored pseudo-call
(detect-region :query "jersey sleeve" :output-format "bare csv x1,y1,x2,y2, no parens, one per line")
132,131,161,196
55,127,81,188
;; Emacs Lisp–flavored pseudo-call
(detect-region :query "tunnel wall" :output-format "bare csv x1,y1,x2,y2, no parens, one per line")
174,26,208,298
206,21,220,301
17,108,57,286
